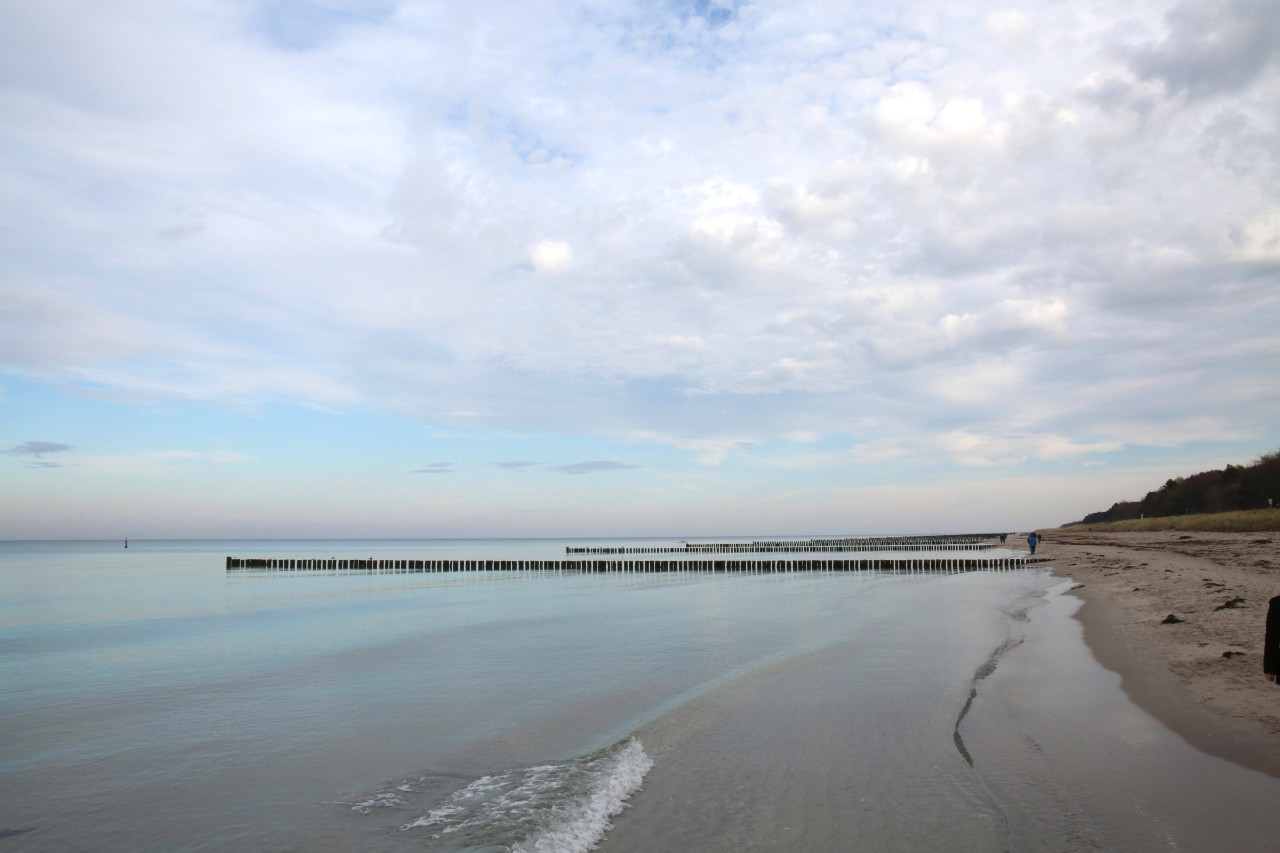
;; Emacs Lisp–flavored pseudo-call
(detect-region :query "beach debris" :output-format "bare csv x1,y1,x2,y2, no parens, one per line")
1161,614,1186,624
1222,650,1246,659
1213,597,1246,611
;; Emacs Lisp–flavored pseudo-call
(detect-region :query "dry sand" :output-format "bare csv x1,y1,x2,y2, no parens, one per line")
1035,529,1280,776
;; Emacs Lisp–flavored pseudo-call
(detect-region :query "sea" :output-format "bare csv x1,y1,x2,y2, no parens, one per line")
2,538,1276,852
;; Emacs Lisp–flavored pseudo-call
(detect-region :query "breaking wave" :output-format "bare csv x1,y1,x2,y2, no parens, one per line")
401,737,653,852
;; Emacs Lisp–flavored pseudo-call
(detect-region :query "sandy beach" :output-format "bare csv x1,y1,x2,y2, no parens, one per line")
1038,529,1280,776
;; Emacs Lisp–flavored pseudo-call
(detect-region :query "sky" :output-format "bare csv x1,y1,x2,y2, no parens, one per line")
2,0,1278,539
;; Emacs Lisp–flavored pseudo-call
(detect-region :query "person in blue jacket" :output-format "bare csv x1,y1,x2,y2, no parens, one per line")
1027,532,1039,555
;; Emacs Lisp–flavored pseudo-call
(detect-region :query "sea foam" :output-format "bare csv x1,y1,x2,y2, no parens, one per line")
402,737,653,852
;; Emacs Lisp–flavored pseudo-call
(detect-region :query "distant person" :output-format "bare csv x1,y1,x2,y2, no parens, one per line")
1266,595,1280,684
1027,532,1039,555
999,533,1007,543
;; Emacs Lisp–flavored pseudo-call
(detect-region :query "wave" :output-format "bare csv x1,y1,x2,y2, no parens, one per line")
400,737,653,852
343,777,427,814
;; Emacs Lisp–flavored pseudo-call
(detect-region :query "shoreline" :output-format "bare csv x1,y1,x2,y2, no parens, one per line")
602,572,1047,852
1036,530,1280,777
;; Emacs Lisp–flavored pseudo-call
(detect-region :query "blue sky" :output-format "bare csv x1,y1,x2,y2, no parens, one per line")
2,0,1278,538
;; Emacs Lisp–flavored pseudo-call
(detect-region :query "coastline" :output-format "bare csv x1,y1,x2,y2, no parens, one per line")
1038,529,1280,777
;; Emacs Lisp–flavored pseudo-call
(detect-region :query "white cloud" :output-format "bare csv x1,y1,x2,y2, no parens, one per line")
985,9,1033,45
530,239,573,275
934,98,991,139
1233,207,1280,260
873,82,938,145
628,431,757,467
75,449,255,478
0,0,1277,529
650,334,708,351
936,431,1122,467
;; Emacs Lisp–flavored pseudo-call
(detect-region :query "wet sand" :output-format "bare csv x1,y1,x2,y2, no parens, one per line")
601,573,1039,852
1040,530,1280,777
963,576,1280,852
602,538,1280,851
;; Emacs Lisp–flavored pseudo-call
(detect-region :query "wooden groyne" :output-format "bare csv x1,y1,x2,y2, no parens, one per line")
226,555,1048,573
566,534,1004,555
752,535,999,546
566,543,994,554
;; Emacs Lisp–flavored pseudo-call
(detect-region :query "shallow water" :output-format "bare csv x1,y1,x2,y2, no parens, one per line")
963,580,1280,852
9,538,1265,853
602,569,1047,852
0,538,1042,852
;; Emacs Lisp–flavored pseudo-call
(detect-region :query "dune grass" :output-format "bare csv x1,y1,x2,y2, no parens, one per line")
1057,508,1280,533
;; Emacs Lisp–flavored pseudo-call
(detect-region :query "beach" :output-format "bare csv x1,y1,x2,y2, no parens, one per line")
1042,530,1280,776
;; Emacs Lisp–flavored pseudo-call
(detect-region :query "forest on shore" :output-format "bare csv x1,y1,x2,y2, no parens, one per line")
1074,450,1280,526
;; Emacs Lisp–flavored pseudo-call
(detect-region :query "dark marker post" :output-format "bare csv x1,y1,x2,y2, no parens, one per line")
1266,595,1280,684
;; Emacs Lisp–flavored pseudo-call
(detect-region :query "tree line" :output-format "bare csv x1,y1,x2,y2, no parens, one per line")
1077,449,1280,525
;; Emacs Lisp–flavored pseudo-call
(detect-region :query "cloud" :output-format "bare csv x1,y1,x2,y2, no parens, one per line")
985,9,1033,46
69,449,253,477
626,432,756,466
0,0,1276,515
3,441,73,457
1126,0,1280,99
935,431,1123,468
529,240,572,275
649,335,708,351
547,460,640,475
411,463,455,474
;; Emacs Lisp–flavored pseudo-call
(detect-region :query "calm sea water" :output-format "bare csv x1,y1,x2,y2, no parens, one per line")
0,538,1120,851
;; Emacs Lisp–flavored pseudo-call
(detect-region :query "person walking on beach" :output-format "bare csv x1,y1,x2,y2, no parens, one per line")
1027,532,1039,555
1266,595,1280,684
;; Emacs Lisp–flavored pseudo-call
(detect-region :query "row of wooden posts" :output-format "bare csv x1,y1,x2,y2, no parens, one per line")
566,542,994,554
226,555,1046,573
224,533,1037,574
565,533,1003,555
750,535,999,547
